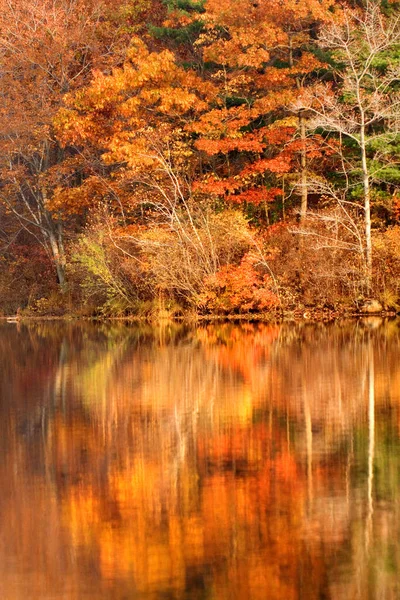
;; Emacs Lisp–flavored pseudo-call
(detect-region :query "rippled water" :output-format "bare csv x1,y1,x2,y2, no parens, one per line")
0,319,400,599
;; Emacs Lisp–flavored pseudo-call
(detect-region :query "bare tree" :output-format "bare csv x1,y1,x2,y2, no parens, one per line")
293,1,400,287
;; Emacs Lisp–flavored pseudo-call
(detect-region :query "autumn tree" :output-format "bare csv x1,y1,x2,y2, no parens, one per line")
189,0,338,222
53,0,343,310
0,0,152,290
56,37,251,307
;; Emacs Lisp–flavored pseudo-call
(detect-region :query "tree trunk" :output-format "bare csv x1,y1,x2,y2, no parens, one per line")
366,340,375,550
290,27,308,222
360,124,372,289
299,112,308,221
48,226,67,291
41,187,67,291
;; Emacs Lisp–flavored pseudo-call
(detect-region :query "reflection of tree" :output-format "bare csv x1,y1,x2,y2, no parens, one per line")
366,340,375,551
1,320,400,597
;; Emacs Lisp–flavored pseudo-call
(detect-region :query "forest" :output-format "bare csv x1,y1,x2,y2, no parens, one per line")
0,0,399,318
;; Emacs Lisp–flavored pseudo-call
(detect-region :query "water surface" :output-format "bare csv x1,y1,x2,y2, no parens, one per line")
1,319,400,599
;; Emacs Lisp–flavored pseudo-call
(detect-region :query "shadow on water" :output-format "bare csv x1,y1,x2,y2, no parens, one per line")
0,318,400,599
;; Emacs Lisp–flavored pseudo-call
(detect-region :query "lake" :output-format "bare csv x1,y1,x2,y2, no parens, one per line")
0,319,399,599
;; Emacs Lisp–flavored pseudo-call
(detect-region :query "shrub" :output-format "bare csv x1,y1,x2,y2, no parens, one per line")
372,226,400,309
198,252,280,314
137,209,252,305
72,223,145,316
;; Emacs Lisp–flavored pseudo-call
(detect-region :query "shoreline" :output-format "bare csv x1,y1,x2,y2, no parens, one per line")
1,307,398,324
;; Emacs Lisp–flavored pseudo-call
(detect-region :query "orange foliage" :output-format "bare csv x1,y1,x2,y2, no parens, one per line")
186,0,336,213
229,188,282,205
199,252,279,313
52,0,338,226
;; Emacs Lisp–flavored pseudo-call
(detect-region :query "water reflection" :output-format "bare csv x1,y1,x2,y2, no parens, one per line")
0,319,400,598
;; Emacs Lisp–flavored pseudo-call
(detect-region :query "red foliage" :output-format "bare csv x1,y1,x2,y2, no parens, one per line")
228,188,282,205
199,253,279,313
